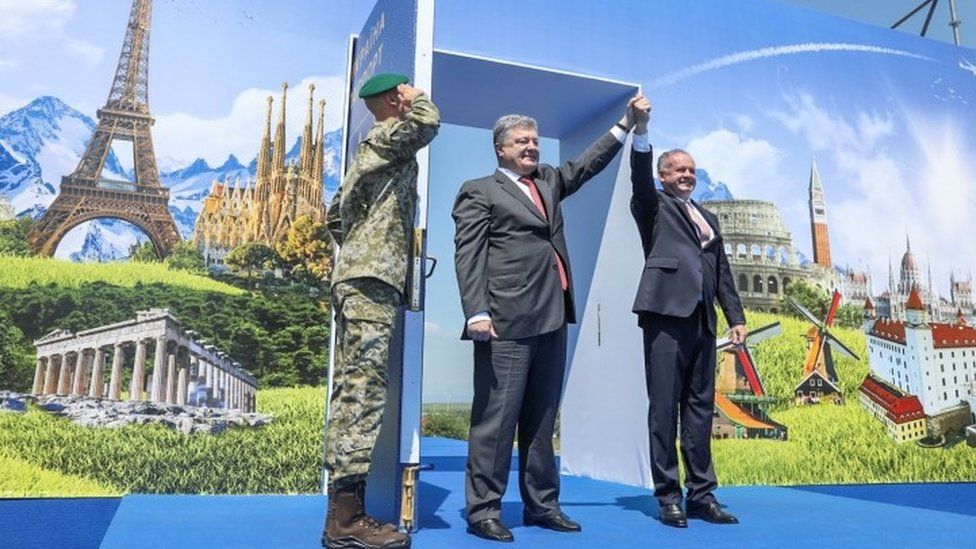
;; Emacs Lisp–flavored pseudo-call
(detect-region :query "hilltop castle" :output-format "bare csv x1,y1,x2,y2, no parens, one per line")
193,83,327,270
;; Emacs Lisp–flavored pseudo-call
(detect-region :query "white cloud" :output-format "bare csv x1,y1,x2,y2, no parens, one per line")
684,128,782,197
771,92,976,296
651,43,934,89
153,75,346,167
0,0,75,38
0,0,103,66
64,37,104,66
732,114,754,132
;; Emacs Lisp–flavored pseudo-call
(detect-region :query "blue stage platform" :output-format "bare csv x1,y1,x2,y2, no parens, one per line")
2,437,974,548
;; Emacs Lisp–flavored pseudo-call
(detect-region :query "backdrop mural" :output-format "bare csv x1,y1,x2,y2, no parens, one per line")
1,0,975,500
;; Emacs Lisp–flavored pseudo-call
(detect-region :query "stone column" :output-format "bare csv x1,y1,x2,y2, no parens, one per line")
220,369,229,409
130,339,148,401
57,353,73,395
151,336,167,403
32,357,46,395
187,356,200,406
205,362,215,398
88,347,106,398
71,350,88,396
43,355,59,395
108,343,124,400
165,353,177,404
176,367,188,405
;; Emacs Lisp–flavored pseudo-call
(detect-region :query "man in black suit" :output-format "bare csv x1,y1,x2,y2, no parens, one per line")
453,97,639,542
629,101,746,528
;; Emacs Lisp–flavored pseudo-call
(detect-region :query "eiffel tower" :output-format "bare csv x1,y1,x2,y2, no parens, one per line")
28,0,180,258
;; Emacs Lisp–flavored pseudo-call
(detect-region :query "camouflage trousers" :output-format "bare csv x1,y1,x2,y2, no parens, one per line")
325,277,402,490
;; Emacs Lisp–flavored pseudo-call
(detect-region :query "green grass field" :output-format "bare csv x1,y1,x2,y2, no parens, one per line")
715,403,976,485
0,255,243,294
0,454,120,497
725,309,868,409
1,303,972,497
0,387,327,496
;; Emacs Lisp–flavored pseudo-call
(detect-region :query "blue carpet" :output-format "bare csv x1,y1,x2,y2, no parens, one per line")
792,482,976,517
0,497,120,549
4,438,976,548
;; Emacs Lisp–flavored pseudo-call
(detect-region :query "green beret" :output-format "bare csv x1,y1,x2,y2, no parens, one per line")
358,73,409,98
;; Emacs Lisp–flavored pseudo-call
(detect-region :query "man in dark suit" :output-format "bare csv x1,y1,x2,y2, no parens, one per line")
453,97,638,542
628,101,747,528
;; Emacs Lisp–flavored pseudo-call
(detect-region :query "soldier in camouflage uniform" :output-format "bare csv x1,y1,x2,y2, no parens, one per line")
321,73,439,549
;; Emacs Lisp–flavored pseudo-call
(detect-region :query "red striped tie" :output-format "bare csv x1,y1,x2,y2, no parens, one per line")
519,176,569,291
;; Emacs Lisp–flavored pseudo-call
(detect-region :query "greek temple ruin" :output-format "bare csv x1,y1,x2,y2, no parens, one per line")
30,309,257,412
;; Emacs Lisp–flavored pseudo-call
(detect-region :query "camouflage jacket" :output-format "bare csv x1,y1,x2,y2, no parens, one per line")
327,93,440,292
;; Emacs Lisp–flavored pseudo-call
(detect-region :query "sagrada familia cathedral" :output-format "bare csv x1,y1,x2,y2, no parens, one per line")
193,83,328,270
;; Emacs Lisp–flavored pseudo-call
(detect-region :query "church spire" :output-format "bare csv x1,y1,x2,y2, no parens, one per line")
300,83,315,177
888,250,894,293
272,82,288,173
257,96,274,181
313,99,326,212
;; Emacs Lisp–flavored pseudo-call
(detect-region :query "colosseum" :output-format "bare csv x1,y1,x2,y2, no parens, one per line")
705,199,807,313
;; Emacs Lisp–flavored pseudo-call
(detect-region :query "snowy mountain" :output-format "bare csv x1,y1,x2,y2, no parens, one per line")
692,169,734,202
0,96,342,261
162,130,342,238
0,96,126,215
62,219,145,262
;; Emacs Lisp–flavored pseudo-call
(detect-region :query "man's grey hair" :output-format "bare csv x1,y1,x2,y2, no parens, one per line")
657,148,692,173
493,114,538,146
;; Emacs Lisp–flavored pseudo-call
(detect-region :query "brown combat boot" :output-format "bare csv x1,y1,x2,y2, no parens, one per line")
322,482,411,549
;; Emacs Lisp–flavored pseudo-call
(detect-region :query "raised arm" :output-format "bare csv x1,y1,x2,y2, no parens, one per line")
549,95,648,200
379,86,440,161
628,94,657,254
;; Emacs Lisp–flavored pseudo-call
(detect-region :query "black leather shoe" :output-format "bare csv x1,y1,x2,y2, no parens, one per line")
467,519,514,542
659,503,687,528
687,501,739,524
523,511,582,532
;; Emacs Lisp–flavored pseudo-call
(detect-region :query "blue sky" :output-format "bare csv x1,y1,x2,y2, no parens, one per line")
0,0,373,168
412,0,976,400
2,0,975,402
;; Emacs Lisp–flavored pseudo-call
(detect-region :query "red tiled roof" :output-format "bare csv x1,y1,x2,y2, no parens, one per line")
858,374,925,423
930,322,976,349
906,287,925,311
870,318,906,344
864,297,875,310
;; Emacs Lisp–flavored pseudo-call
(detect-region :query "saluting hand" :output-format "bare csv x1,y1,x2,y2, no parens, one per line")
397,84,423,109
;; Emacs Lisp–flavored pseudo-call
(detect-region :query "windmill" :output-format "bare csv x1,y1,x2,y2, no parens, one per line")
788,290,860,404
712,322,788,440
